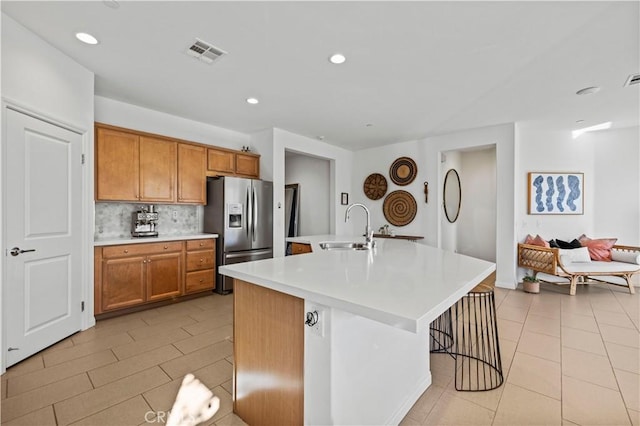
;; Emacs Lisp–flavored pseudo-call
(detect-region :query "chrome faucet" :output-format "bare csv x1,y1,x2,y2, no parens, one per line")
345,203,375,248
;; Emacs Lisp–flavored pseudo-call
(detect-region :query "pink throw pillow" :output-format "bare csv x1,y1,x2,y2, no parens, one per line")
578,235,617,261
524,234,550,248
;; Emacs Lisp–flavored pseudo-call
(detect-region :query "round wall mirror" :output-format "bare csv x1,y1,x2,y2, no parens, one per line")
443,169,461,223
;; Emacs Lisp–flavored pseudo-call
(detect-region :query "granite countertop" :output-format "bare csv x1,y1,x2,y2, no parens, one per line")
221,234,495,333
94,233,218,247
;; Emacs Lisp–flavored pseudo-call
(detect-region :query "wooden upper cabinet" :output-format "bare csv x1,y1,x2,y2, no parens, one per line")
139,137,177,203
207,148,236,175
236,153,260,178
96,127,140,201
178,143,206,204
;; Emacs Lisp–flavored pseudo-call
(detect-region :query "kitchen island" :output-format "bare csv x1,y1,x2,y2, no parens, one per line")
220,235,495,425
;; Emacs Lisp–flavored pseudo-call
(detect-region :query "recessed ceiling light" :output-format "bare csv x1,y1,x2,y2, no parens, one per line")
246,98,259,105
329,53,346,64
572,121,611,139
75,32,99,45
576,86,600,96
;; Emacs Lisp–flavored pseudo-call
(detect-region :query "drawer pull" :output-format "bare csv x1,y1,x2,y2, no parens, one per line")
199,242,204,246
164,245,168,249
124,249,129,254
199,279,204,283
200,258,204,262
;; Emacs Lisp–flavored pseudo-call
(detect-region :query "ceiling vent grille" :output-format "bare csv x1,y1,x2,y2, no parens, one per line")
623,73,640,87
186,38,227,64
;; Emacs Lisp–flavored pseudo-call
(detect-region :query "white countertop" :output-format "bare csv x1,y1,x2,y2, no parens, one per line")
220,234,495,333
94,233,218,247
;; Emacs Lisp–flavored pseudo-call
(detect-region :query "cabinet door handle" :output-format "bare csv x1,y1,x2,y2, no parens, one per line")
200,258,204,262
164,245,169,249
199,279,204,283
142,260,146,264
124,249,129,254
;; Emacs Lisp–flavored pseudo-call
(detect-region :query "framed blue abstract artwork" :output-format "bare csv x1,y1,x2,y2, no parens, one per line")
528,172,584,215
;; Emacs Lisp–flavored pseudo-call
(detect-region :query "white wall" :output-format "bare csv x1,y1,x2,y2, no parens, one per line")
515,123,640,279
440,151,462,253
265,128,353,257
458,147,497,262
285,152,331,236
353,123,516,288
95,96,250,149
1,13,95,370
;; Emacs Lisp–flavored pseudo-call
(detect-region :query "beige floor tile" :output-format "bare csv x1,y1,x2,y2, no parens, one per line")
590,296,628,313
2,375,7,399
38,338,75,355
496,318,523,342
523,313,561,337
507,351,561,399
562,327,607,356
429,353,455,388
0,373,92,423
127,315,197,341
498,338,517,377
141,377,182,412
528,303,562,320
500,292,534,309
423,390,494,425
600,323,640,348
7,349,116,397
493,383,561,425
561,347,618,390
3,405,56,426
630,408,639,426
188,294,232,310
594,310,636,329
54,367,170,425
561,297,595,316
111,327,191,360
71,317,148,345
445,381,504,412
563,419,581,425
615,369,640,411
405,384,446,422
160,340,233,380
563,375,630,425
43,332,133,367
606,342,640,374
561,311,599,332
191,359,234,390
186,308,234,331
214,412,249,426
69,395,152,426
2,354,44,380
173,324,233,354
517,331,561,362
496,305,528,323
221,379,233,395
88,345,182,387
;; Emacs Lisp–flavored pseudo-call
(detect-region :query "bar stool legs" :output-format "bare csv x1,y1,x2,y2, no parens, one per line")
429,288,504,392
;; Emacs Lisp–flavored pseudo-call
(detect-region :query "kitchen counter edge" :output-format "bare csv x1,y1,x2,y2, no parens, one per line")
94,233,218,247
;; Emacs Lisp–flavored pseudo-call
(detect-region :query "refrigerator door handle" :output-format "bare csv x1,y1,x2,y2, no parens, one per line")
225,248,273,259
252,186,257,242
246,186,251,238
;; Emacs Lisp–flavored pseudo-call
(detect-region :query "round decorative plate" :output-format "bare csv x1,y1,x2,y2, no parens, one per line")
383,190,417,226
389,157,418,186
363,173,388,200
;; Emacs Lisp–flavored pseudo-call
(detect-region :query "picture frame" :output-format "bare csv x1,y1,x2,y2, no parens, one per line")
528,172,584,215
341,192,349,205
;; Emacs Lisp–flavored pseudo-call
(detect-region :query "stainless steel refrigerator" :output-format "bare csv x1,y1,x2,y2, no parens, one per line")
204,176,273,294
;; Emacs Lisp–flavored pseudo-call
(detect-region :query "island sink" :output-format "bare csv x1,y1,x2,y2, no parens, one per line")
319,241,370,250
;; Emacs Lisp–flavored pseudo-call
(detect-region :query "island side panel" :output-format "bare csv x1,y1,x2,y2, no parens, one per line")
233,279,304,425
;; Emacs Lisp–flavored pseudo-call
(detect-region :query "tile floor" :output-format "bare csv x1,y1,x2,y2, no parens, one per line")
1,280,638,425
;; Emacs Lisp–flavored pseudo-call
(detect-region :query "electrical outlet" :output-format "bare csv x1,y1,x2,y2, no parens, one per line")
172,210,178,219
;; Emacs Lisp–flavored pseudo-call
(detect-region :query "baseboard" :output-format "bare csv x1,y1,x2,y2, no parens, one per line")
385,374,432,425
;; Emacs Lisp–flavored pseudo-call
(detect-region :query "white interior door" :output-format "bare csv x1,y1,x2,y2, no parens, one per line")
4,108,83,367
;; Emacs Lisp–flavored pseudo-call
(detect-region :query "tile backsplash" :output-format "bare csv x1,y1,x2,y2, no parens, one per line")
95,202,203,240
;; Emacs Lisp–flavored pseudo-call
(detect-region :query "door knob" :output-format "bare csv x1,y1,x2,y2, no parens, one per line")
10,247,36,256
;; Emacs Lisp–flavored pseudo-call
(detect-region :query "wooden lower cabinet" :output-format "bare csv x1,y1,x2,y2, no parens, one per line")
185,239,216,294
291,242,312,255
95,238,216,315
234,279,304,425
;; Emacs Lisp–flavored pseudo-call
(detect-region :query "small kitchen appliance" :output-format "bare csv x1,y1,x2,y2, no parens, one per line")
131,205,159,237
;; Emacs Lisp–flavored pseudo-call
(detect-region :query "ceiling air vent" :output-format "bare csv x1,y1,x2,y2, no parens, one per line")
186,38,227,64
623,73,640,87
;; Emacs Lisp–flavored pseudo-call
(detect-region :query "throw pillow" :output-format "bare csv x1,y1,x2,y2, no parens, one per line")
559,247,592,263
524,234,550,248
553,238,582,249
611,251,640,265
578,234,617,261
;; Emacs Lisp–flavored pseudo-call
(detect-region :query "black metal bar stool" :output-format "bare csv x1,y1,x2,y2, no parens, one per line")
430,282,503,391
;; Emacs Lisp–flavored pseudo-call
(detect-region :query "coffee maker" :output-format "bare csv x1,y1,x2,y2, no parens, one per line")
131,205,159,237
